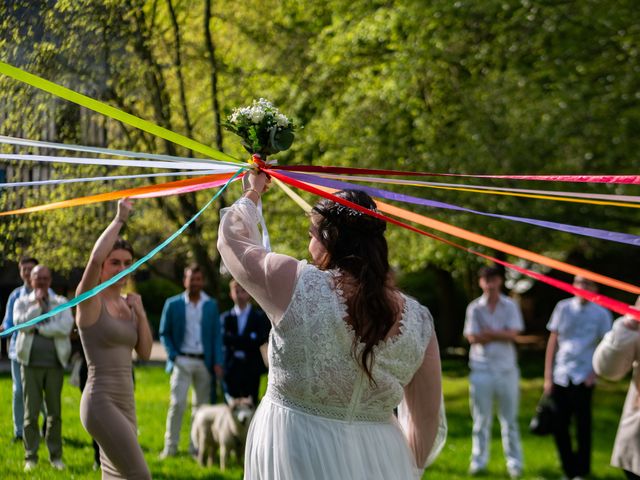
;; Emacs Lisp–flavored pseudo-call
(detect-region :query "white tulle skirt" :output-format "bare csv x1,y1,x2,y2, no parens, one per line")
244,393,419,480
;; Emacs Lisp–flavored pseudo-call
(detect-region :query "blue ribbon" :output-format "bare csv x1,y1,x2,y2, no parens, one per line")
1,168,244,337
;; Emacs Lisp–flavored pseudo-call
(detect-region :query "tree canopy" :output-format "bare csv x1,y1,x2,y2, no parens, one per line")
1,0,638,317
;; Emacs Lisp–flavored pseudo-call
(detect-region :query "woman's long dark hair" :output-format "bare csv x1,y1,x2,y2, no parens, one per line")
312,190,399,384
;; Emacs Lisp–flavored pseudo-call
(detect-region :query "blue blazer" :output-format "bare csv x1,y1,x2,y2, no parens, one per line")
159,293,222,374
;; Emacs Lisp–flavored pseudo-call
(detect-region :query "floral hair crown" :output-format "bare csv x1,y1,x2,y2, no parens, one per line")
313,204,386,235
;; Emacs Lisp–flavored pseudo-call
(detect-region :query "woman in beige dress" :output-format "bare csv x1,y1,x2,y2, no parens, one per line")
76,198,153,479
593,296,640,479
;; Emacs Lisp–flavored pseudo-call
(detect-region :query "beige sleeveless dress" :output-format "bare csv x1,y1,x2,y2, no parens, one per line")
79,302,150,479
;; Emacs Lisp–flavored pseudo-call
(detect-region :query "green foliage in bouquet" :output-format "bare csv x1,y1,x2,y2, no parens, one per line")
223,98,296,157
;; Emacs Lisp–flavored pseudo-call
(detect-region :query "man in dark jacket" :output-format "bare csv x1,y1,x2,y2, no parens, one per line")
221,279,270,404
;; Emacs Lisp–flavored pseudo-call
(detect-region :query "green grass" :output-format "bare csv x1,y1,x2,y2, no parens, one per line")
0,357,629,479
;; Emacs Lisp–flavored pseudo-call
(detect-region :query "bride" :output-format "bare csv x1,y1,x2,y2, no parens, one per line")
217,170,446,479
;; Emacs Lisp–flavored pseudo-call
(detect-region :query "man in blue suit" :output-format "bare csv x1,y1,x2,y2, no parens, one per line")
159,264,222,458
221,279,271,405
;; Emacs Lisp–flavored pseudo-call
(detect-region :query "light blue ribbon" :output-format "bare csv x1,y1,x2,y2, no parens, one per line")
1,168,244,337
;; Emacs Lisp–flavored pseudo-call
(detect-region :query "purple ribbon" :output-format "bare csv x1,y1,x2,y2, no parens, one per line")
282,171,640,247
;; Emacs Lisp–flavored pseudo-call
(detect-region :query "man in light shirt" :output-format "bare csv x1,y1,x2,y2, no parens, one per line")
544,276,612,480
14,265,73,472
464,265,524,478
159,264,222,458
221,279,271,404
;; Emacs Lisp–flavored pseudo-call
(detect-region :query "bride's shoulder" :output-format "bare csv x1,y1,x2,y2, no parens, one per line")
292,262,336,295
400,294,435,339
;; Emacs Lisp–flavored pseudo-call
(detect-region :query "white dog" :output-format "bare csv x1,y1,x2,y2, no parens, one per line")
191,397,255,470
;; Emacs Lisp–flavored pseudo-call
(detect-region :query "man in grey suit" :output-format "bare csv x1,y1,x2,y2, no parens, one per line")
159,264,222,458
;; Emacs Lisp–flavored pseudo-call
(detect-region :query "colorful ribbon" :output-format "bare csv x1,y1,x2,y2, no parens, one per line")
0,169,243,337
283,171,640,246
0,170,218,188
0,61,240,163
0,172,241,216
268,169,640,296
0,134,241,167
276,165,640,185
0,153,226,171
133,176,239,198
273,177,313,213
314,174,640,208
269,170,640,319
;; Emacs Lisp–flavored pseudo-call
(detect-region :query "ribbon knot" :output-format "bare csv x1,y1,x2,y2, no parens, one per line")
248,154,278,171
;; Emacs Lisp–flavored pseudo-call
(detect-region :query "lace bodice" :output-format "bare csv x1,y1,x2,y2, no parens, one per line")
267,264,433,422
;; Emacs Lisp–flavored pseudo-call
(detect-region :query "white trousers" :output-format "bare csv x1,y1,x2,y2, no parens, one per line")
163,356,211,453
469,368,523,472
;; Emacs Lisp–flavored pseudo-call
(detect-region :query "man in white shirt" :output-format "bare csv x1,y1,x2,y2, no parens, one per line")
221,279,270,404
544,276,612,479
464,265,524,478
159,264,222,458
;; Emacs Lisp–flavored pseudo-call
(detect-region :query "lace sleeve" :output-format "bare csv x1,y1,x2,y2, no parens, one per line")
398,323,447,472
217,197,303,323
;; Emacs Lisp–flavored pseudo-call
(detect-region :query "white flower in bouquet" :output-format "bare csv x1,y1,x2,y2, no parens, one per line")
250,107,265,124
223,98,297,157
275,113,289,127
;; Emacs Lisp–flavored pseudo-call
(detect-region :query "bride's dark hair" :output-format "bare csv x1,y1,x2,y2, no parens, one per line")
312,190,399,384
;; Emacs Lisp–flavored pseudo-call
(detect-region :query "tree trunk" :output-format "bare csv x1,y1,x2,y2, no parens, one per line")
127,1,222,295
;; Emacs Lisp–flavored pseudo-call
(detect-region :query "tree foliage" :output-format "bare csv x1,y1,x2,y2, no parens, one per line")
1,0,638,311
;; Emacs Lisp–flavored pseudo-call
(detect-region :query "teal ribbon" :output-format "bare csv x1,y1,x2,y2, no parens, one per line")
1,168,244,337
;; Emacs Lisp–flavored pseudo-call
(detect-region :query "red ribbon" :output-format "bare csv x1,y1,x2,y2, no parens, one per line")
267,168,640,321
273,165,640,185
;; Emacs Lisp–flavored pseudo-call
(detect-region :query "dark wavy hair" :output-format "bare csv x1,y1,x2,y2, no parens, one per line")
312,190,399,384
110,237,134,258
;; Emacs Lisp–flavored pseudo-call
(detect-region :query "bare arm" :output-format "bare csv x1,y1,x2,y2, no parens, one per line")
398,331,447,473
544,332,558,395
465,332,490,345
485,329,519,342
128,293,153,361
76,199,132,327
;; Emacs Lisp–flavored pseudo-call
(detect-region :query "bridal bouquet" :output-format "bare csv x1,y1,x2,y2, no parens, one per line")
223,98,296,158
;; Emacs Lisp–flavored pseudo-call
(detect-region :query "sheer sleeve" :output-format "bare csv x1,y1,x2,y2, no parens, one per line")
593,317,639,381
398,331,447,475
217,197,303,324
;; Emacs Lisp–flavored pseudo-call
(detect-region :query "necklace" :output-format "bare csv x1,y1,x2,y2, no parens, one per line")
106,298,130,319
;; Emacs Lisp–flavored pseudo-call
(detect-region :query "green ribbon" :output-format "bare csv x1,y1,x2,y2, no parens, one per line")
0,61,241,164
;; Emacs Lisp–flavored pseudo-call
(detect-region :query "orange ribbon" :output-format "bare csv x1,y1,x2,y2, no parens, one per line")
267,170,640,296
0,173,236,216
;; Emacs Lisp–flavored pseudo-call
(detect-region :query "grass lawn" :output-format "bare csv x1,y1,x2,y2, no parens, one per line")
0,355,629,479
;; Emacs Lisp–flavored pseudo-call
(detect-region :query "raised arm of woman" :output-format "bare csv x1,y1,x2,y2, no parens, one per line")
217,172,302,324
76,198,132,326
398,332,447,475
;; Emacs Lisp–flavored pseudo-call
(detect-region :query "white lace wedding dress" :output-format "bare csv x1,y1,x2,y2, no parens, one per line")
218,198,447,480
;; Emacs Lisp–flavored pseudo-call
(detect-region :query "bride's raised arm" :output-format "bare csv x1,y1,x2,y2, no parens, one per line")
217,171,302,324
